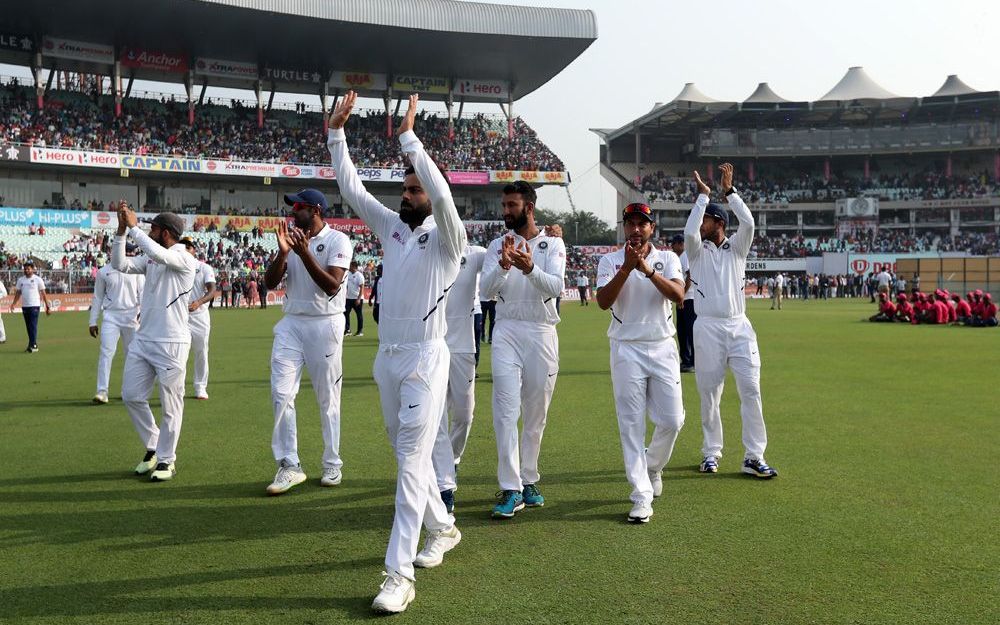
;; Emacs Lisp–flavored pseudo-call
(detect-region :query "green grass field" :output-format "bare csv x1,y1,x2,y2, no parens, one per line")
1,299,997,625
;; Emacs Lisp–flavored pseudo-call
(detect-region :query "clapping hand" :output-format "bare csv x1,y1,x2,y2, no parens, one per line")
622,240,648,272
509,240,534,274
275,221,292,255
287,227,310,256
719,162,734,191
397,94,419,135
327,90,357,130
693,170,712,197
499,235,516,270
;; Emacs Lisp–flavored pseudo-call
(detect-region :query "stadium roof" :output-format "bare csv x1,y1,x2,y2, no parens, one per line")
596,67,1000,142
0,0,597,101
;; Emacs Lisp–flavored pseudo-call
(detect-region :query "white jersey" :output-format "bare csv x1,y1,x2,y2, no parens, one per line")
775,273,785,288
15,275,45,307
189,262,216,318
345,270,365,300
328,127,466,345
0,280,7,298
684,193,754,319
89,264,144,325
876,271,892,288
679,251,693,301
445,245,487,354
481,231,566,326
597,246,684,342
576,275,589,288
282,225,352,316
113,226,198,343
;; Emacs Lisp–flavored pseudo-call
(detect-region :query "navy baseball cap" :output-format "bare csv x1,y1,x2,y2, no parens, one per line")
284,188,328,212
670,233,685,244
705,203,729,227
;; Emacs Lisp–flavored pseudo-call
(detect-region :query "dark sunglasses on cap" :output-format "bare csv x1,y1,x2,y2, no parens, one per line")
623,203,653,218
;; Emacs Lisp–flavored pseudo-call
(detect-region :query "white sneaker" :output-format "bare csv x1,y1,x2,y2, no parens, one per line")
628,503,653,524
266,463,307,495
92,393,109,404
355,332,364,337
134,451,157,475
195,391,209,400
150,462,176,482
320,467,342,487
372,572,415,613
413,525,461,568
648,469,663,498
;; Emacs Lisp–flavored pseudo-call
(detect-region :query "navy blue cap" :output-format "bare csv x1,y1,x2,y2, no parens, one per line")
705,203,729,227
670,233,685,244
283,188,328,212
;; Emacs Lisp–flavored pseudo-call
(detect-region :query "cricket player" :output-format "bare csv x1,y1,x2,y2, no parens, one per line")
481,180,567,519
328,91,464,613
9,261,50,352
262,188,352,495
112,206,198,482
344,261,365,336
0,278,7,343
431,243,488,512
180,239,216,400
89,245,144,404
684,163,778,479
670,234,696,372
596,202,686,523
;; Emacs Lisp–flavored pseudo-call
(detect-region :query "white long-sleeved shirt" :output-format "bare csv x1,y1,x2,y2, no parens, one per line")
596,246,684,342
89,264,144,326
684,192,754,319
445,245,487,354
112,226,198,343
328,127,466,345
480,231,566,326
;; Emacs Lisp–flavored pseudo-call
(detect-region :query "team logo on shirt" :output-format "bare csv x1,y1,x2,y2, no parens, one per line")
461,256,467,266
654,262,664,271
538,241,548,250
418,233,429,245
722,242,731,250
317,244,325,253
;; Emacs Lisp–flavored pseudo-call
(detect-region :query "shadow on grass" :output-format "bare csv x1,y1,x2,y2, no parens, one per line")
0,559,381,620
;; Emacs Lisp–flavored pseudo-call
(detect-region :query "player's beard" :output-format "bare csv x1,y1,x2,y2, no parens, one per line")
399,199,431,228
292,210,313,231
504,209,529,232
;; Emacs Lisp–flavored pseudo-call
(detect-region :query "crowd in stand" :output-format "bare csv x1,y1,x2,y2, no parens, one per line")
0,84,564,172
746,231,999,257
639,169,1000,205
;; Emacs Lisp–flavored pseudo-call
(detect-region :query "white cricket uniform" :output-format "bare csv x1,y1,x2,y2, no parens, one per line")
481,231,566,491
597,247,686,506
188,262,216,396
329,126,465,581
431,244,487,491
89,264,144,395
345,271,365,300
0,280,7,342
684,193,769,462
113,226,198,465
270,225,353,470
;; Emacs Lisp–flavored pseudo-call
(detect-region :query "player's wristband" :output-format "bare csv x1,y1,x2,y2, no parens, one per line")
645,268,655,278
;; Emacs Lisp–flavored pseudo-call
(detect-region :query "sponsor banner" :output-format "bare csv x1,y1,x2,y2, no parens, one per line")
576,245,621,255
205,159,279,177
392,74,449,95
489,170,568,185
452,78,509,100
0,32,33,53
42,36,114,64
2,143,28,162
31,146,119,168
195,57,258,80
263,67,323,84
835,197,879,218
0,207,92,227
330,71,387,91
120,47,189,73
745,258,808,272
447,171,490,185
846,252,940,277
121,155,201,172
325,218,370,235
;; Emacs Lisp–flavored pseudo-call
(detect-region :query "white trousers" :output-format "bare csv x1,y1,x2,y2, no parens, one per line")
430,351,477,491
491,320,559,491
122,339,190,464
189,311,211,395
96,312,138,395
610,339,685,506
693,315,768,461
270,314,345,469
373,339,454,581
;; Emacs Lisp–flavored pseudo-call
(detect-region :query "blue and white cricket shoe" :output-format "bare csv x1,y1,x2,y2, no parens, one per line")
699,456,719,473
492,490,525,519
742,458,778,479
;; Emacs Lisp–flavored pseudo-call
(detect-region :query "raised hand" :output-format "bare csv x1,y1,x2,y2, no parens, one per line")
397,94,419,135
500,235,516,270
622,240,643,271
720,162,734,191
693,170,712,197
328,90,357,130
287,227,310,256
275,221,291,255
509,240,534,274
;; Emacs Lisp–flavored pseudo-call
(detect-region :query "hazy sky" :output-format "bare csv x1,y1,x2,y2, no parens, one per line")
5,0,999,225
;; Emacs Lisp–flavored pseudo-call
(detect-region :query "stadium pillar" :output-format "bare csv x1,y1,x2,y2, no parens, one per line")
321,83,329,133
255,80,264,129
945,154,952,177
446,94,455,141
113,61,123,118
747,161,755,183
507,96,514,139
457,98,464,121
185,71,195,125
634,131,641,173
32,52,44,109
823,158,831,182
863,157,870,181
384,91,393,137
707,161,714,183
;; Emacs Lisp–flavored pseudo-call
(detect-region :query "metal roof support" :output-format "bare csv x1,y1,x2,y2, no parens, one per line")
634,129,641,177
185,70,195,125
266,89,275,113
457,97,464,121
507,96,514,139
383,89,393,137
198,81,207,105
124,75,133,99
33,51,45,110
320,82,329,133
446,92,455,141
255,80,263,128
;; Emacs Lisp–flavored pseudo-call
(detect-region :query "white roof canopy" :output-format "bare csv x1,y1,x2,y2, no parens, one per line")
819,66,899,101
671,82,718,103
743,82,790,103
930,75,981,97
